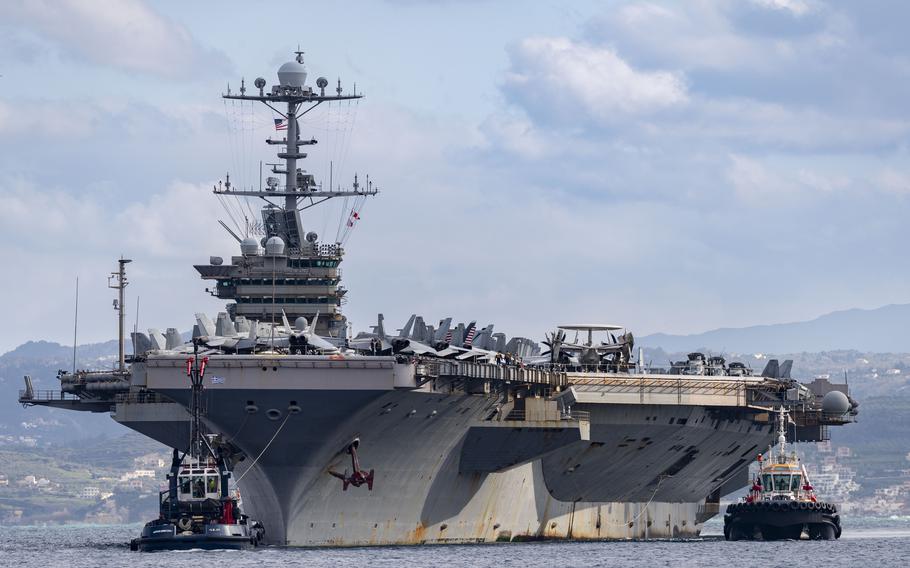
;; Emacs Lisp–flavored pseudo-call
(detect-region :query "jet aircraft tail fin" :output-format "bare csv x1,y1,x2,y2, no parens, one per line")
195,313,216,337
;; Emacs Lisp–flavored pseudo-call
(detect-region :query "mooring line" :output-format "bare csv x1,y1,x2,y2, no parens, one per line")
236,413,291,483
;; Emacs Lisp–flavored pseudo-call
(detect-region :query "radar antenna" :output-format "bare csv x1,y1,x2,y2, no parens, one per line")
218,50,378,250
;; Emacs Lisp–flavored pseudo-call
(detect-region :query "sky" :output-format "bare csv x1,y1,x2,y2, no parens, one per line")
1,0,909,353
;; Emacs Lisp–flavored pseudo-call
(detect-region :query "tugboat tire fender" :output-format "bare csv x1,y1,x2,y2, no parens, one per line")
177,517,192,531
790,501,800,511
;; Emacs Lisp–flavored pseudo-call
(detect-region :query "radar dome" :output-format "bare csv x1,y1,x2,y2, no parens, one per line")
265,236,286,256
240,237,260,256
295,317,309,331
278,59,308,88
821,390,850,415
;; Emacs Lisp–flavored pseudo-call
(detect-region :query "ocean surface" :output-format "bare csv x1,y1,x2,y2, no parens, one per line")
1,517,908,567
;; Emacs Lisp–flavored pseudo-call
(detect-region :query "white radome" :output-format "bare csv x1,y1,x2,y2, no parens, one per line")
240,237,261,256
265,236,286,256
821,390,850,415
278,60,308,88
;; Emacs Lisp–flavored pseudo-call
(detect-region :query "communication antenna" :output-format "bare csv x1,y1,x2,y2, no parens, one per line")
108,257,132,373
72,277,79,375
135,295,141,357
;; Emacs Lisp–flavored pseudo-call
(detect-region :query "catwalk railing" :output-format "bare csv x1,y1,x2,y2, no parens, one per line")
18,389,81,403
422,360,783,406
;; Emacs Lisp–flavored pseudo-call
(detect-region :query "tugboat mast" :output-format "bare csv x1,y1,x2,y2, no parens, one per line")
188,341,205,458
774,406,790,464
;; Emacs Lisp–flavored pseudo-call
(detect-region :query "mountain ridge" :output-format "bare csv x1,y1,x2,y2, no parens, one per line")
640,303,910,354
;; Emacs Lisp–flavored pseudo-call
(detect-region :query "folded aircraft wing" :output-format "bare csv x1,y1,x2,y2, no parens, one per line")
400,340,438,355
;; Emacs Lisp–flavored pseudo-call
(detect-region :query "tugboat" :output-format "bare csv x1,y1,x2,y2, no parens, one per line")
130,343,265,551
724,407,841,541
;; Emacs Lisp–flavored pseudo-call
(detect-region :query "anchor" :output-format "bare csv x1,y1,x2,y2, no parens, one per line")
329,438,374,491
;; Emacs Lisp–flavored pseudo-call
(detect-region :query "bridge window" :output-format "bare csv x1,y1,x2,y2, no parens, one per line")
179,476,191,496
773,474,791,491
207,475,218,494
192,476,206,498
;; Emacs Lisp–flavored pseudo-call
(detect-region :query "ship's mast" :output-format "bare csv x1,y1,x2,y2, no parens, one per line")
219,51,377,245
108,257,132,374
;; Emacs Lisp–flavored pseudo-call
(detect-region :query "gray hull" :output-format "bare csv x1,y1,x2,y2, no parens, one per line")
115,356,774,546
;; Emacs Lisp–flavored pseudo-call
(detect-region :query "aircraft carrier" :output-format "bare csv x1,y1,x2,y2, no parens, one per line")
19,52,857,546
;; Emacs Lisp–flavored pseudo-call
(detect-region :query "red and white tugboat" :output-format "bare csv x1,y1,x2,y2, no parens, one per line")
724,407,842,541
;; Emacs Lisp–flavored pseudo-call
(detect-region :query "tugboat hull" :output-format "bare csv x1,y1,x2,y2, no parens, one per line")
723,501,841,541
130,521,264,552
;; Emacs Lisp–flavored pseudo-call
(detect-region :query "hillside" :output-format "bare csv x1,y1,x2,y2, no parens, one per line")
641,304,910,354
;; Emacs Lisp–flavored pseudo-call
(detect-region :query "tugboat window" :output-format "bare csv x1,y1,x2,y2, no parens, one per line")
192,476,205,498
762,474,773,490
180,476,191,495
774,475,790,491
790,475,802,491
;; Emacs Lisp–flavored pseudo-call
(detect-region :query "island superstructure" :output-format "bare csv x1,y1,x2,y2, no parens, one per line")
19,52,857,547
196,51,374,337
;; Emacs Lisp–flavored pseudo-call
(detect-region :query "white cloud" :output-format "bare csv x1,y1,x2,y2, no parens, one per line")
2,0,230,79
503,37,688,123
616,2,676,26
588,3,767,71
0,178,226,258
876,169,910,197
585,1,839,74
726,154,791,203
796,169,850,194
668,98,910,152
0,99,99,137
0,177,229,352
725,154,855,204
479,112,548,159
751,0,812,17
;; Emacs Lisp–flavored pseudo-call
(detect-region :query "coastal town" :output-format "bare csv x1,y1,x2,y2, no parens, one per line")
0,435,170,525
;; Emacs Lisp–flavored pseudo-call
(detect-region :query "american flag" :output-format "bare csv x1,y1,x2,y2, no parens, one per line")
274,118,287,131
463,323,476,347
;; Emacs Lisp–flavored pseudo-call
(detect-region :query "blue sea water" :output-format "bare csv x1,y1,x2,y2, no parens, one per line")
1,517,908,567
